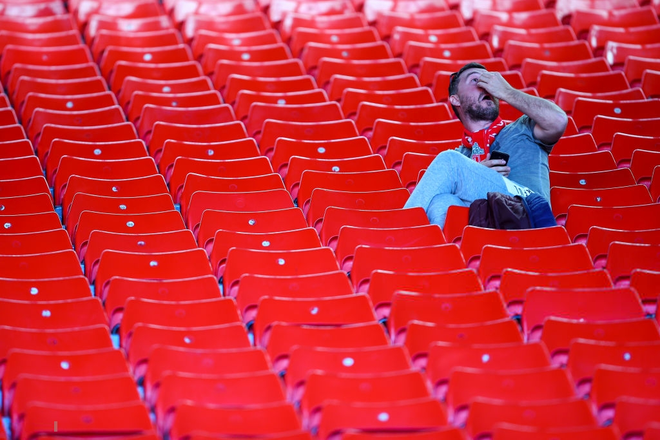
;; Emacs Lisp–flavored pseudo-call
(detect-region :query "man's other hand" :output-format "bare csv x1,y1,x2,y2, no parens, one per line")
481,153,511,177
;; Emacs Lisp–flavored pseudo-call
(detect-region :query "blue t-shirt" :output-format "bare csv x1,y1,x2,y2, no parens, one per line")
457,115,553,202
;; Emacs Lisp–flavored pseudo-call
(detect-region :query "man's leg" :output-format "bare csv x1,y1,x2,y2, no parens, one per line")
404,150,512,226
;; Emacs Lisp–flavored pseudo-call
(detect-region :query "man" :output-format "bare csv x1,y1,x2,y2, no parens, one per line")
404,62,568,227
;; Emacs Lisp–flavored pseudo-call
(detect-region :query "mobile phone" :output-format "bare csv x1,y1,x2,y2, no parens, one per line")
490,151,510,165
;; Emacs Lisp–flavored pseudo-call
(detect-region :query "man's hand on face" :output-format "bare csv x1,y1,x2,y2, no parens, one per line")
481,153,511,177
476,71,515,102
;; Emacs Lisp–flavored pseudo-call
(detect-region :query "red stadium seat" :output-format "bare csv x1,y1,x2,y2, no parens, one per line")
591,116,660,150
1,44,92,85
234,89,328,121
549,150,617,173
285,344,411,404
185,188,293,234
118,76,213,112
0,229,71,257
564,203,660,242
0,297,105,331
104,275,221,330
143,345,269,407
335,224,446,272
196,207,308,259
327,73,420,102
427,341,551,400
121,297,239,349
374,10,463,40
190,28,279,59
170,401,301,440
11,375,141,437
541,316,660,363
447,367,575,425
623,55,660,87
366,268,481,322
489,24,576,57
0,14,75,35
253,294,377,347
591,365,660,424
610,133,660,167
364,0,448,22
520,57,610,88
568,339,660,397
502,40,592,70
272,137,374,180
212,59,304,94
223,247,339,297
127,90,222,125
549,168,636,190
20,91,118,130
403,41,492,72
460,225,571,268
523,287,644,342
588,23,660,57
300,370,432,428
535,71,629,100
612,396,660,439
29,106,125,147
13,77,108,117
642,69,660,99
389,291,507,343
235,271,352,324
182,11,270,42
90,28,183,62
404,319,523,365
110,60,204,95
491,424,618,440
498,268,613,316
570,6,659,40
301,41,392,74
472,9,561,40
246,101,344,140
550,184,652,225
603,42,660,69
370,119,463,154
285,153,384,199
478,244,594,290
554,87,645,115
320,206,429,247
126,322,251,380
297,168,402,214
572,98,660,133
259,119,359,158
85,14,172,41
354,102,451,136
467,398,596,440
351,243,466,292
223,74,316,105
264,321,389,373
209,227,321,280
316,58,408,90
388,27,476,57
280,11,368,42
201,42,292,75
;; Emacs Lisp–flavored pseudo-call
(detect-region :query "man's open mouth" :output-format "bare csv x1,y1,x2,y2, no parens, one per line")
481,93,493,101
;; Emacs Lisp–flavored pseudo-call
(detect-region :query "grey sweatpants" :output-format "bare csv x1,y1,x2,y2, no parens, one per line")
404,150,531,227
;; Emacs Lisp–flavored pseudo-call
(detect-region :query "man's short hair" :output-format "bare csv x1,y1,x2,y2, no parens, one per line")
448,62,487,120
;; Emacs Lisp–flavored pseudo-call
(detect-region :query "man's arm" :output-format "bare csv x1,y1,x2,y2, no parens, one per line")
477,71,568,145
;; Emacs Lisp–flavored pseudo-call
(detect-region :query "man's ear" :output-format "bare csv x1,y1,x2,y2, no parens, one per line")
449,94,460,107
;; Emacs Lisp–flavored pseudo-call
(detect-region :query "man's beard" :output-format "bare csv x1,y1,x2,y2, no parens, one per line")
464,96,500,122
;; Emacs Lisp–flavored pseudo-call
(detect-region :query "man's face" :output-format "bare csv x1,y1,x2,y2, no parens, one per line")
453,68,499,122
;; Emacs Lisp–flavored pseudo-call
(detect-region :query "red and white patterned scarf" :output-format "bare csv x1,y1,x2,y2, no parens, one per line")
461,117,507,162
